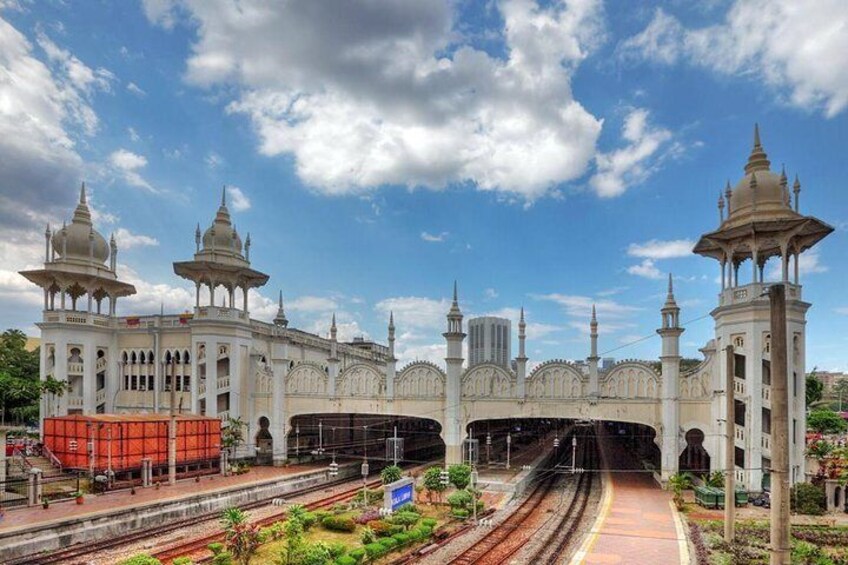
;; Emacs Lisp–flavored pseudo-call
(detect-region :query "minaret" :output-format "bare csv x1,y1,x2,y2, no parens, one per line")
443,281,466,465
588,305,600,397
109,233,117,272
515,307,527,398
386,312,396,400
657,274,684,482
328,313,339,397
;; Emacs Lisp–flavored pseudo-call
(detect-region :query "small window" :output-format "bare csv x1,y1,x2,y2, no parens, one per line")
735,399,746,427
762,407,771,434
734,335,745,349
734,354,746,379
735,446,745,468
762,360,771,386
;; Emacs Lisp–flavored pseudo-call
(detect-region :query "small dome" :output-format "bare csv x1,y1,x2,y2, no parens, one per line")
199,187,245,259
52,185,110,264
725,125,793,225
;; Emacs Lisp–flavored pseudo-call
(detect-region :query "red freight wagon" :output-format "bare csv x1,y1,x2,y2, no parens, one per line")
43,414,221,472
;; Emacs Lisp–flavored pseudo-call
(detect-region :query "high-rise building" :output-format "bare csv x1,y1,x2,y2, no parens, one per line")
467,316,511,367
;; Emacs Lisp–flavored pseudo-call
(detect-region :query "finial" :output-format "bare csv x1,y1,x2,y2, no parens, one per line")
668,273,674,296
279,290,283,307
780,164,787,185
45,222,51,236
221,185,227,206
80,182,87,204
389,310,395,327
520,306,525,323
110,232,116,247
453,280,458,303
331,312,336,328
793,174,801,193
195,223,201,236
591,304,597,323
744,124,770,174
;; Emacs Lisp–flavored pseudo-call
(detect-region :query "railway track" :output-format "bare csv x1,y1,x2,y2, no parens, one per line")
445,430,597,565
12,473,380,565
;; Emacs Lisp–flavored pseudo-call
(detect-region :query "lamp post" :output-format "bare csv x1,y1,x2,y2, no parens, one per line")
361,425,369,504
319,420,324,455
506,432,511,470
295,424,300,459
471,466,479,524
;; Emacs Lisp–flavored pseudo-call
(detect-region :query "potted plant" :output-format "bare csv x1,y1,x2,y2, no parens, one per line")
42,497,49,509
73,491,84,505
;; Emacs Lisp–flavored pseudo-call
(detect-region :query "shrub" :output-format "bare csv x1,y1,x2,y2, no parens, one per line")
321,515,357,533
421,518,437,528
336,557,357,565
354,509,381,525
388,511,420,530
448,464,472,490
381,465,403,484
208,543,225,556
378,537,398,550
349,548,366,562
300,511,318,530
367,519,393,537
212,552,232,565
396,503,420,514
451,508,470,518
314,510,331,521
419,525,433,536
119,556,162,565
327,542,347,558
393,532,410,545
364,543,386,560
447,490,473,510
791,483,826,515
173,559,193,565
300,542,332,565
361,526,377,545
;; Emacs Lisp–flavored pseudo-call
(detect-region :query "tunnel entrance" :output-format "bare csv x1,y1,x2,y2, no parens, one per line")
288,413,444,465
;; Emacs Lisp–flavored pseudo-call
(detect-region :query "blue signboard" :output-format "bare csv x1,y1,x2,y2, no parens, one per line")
390,483,414,510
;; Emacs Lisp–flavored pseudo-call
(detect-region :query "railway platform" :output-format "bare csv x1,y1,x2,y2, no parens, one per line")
0,462,327,533
573,438,687,565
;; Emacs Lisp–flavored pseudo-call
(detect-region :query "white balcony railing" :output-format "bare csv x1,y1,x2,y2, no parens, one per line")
217,375,230,390
68,396,84,408
219,410,230,421
96,389,106,404
96,357,107,373
68,362,84,375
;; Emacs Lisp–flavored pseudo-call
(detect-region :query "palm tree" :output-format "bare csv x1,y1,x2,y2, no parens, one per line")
668,472,692,510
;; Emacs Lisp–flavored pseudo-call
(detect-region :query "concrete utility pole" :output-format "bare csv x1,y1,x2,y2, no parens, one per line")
724,345,735,542
769,284,791,565
168,359,177,486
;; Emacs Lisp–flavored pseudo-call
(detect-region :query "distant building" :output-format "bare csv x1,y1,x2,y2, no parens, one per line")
816,371,848,392
467,316,511,368
602,357,616,371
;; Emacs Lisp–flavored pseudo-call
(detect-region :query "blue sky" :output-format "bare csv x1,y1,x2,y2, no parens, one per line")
1,0,847,370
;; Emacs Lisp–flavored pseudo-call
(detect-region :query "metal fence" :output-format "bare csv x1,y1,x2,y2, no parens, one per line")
0,478,28,508
40,474,81,503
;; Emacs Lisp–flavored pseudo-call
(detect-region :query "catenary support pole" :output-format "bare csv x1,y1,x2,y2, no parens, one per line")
769,284,791,565
169,359,177,486
724,345,735,542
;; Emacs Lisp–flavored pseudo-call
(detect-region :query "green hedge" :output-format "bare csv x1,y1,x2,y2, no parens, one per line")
321,515,357,533
119,556,162,565
365,543,386,560
336,557,357,565
349,548,366,562
421,518,437,528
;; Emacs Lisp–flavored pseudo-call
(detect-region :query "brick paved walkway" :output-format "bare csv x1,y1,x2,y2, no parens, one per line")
574,442,686,565
1,463,326,532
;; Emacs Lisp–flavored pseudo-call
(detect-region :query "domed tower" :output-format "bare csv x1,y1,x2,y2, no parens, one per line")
694,126,833,491
20,184,136,418
173,188,269,419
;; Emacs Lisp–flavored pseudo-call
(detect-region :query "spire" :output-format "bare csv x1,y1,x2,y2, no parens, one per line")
591,304,597,324
718,191,725,222
273,290,288,327
744,123,771,174
519,306,525,325
663,273,679,312
110,232,117,248
330,312,337,340
80,182,87,204
780,164,790,206
453,280,458,304
724,180,733,215
389,310,395,331
221,185,227,207
667,272,674,297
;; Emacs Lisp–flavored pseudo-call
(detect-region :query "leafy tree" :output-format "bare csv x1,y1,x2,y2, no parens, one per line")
807,439,835,462
448,464,472,490
277,517,305,565
299,542,331,565
807,409,847,434
222,417,247,457
387,511,420,531
0,329,40,425
41,375,71,418
381,465,402,485
422,466,446,503
702,470,724,488
806,373,824,407
220,508,258,565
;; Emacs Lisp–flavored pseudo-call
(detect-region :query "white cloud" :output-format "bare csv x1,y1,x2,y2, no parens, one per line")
394,342,446,367
287,296,339,313
627,258,664,279
109,149,155,191
620,3,848,117
421,231,449,243
484,288,498,300
765,248,828,281
117,265,195,315
627,238,694,259
113,227,159,249
226,186,251,211
128,127,140,142
375,296,449,331
145,0,606,202
532,293,642,320
590,108,673,198
0,269,44,306
205,151,223,169
837,307,848,316
127,81,147,97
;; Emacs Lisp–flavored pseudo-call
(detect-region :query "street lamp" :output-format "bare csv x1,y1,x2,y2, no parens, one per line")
361,425,369,504
295,424,300,459
506,432,511,470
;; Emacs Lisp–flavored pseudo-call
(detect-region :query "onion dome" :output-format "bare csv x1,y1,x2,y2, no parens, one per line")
724,124,794,227
201,186,243,257
51,183,110,264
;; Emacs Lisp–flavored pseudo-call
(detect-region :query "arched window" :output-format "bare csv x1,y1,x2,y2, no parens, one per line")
140,351,146,364
175,350,182,363
184,350,191,363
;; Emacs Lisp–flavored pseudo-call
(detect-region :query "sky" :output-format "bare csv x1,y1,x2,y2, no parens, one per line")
1,0,847,371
